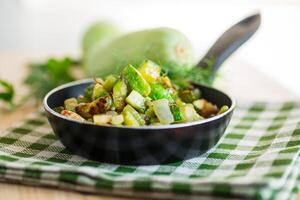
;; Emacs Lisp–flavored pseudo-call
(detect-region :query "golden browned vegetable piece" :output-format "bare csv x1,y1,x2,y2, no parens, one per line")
61,110,85,122
193,99,218,118
75,96,112,119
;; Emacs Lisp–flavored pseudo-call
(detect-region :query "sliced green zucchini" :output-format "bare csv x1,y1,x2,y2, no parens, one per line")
123,105,145,126
122,64,151,96
181,104,203,122
138,60,161,83
126,90,146,112
112,79,128,111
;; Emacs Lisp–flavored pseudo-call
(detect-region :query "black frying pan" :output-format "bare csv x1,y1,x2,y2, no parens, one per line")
44,80,234,165
43,13,261,165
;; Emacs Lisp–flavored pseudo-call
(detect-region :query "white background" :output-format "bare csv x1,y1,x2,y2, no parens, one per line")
0,0,300,97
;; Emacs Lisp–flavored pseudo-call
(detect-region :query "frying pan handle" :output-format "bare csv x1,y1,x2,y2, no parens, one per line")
197,13,261,72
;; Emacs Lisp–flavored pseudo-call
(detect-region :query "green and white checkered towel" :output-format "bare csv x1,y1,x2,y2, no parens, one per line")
0,101,300,199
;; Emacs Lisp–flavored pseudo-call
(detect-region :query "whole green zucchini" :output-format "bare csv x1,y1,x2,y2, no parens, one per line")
85,28,195,77
81,21,121,59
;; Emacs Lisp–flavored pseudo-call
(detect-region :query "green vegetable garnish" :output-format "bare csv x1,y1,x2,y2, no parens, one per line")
24,57,77,99
0,79,15,107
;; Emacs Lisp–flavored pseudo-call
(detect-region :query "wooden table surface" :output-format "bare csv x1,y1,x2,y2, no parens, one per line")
0,53,298,199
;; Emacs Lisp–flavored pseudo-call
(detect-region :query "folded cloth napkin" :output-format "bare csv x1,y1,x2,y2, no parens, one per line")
0,101,300,200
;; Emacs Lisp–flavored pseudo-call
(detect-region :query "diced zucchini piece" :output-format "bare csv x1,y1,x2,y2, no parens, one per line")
202,101,218,117
91,95,112,113
152,99,174,124
145,107,155,125
145,107,155,118
140,113,146,121
75,103,91,118
112,79,128,111
76,96,112,118
92,83,109,100
218,105,229,114
53,106,64,113
93,114,112,125
75,103,93,119
150,117,159,124
152,122,163,126
181,104,203,122
123,105,145,125
149,83,174,102
110,105,116,111
64,98,78,112
138,60,161,83
145,97,153,107
176,98,185,107
94,77,104,85
103,75,117,91
172,78,190,90
111,114,124,125
193,99,218,118
122,107,140,127
106,111,118,116
170,104,185,122
61,110,85,122
126,90,146,112
193,99,204,111
193,88,201,99
122,64,151,96
158,76,172,88
179,88,201,103
77,95,89,103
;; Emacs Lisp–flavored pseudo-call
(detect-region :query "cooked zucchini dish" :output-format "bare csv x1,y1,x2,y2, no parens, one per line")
55,60,228,126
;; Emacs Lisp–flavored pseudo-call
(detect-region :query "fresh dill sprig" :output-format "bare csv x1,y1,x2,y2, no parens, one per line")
163,58,216,88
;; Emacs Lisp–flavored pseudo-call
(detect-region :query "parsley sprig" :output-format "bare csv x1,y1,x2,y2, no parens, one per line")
0,79,15,108
24,57,78,99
